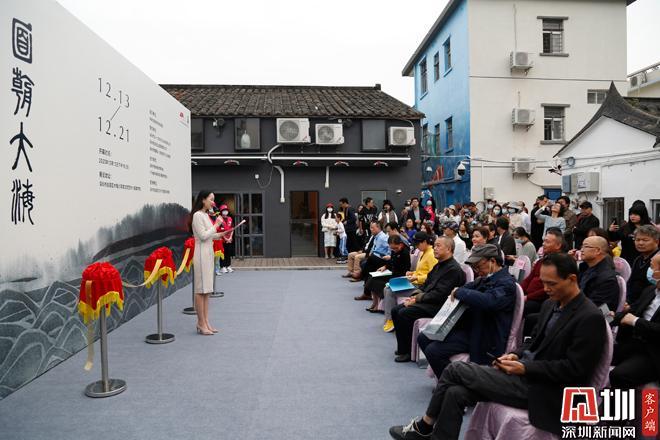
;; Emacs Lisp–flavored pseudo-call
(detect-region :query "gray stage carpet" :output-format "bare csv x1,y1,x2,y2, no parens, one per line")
0,270,452,440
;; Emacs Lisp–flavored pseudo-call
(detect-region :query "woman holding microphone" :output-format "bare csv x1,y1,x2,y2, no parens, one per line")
191,190,243,335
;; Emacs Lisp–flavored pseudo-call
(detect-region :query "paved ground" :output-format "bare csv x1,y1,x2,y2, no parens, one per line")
232,257,344,270
0,270,444,440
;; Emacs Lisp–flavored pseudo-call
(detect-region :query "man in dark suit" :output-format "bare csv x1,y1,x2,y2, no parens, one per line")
610,253,660,388
578,236,620,311
417,244,516,378
496,217,516,266
573,201,600,249
389,252,606,440
530,195,548,250
408,197,429,230
391,236,465,362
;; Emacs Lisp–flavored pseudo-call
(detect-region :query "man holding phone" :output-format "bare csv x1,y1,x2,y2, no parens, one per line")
389,253,606,440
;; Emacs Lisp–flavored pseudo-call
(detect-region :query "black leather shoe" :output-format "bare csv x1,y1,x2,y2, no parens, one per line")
395,353,411,363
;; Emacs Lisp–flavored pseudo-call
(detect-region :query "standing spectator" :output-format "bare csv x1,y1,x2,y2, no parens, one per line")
399,199,412,227
339,198,359,253
361,198,379,239
573,201,600,249
609,253,660,389
496,217,516,265
512,227,537,265
321,204,338,259
507,202,524,231
442,221,467,264
578,236,620,311
378,199,398,228
417,244,516,376
627,225,660,303
391,236,465,362
530,195,548,249
335,213,348,263
424,200,436,224
218,204,235,273
558,196,577,248
409,197,428,230
609,204,653,266
535,200,567,237
520,201,531,233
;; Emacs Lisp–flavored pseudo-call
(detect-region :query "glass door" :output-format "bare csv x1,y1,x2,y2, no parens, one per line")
215,192,264,258
290,191,319,257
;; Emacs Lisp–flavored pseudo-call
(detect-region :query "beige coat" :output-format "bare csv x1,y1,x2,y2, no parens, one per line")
192,210,223,293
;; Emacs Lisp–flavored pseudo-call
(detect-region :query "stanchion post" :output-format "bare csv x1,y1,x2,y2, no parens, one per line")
84,309,127,398
182,266,196,315
145,281,175,344
210,257,224,298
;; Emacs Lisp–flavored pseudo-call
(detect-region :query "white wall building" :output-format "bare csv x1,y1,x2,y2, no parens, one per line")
404,0,634,206
556,84,660,225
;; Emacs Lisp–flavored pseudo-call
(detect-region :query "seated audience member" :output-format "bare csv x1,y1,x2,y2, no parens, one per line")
365,235,411,312
470,226,489,250
391,236,465,361
521,229,564,317
512,227,537,265
385,221,410,247
627,225,659,303
343,232,375,279
496,217,516,265
442,221,466,265
353,221,391,292
486,223,498,246
573,201,600,249
381,232,437,332
416,244,516,377
402,218,416,243
458,220,473,250
578,236,619,311
582,227,613,257
389,253,607,440
610,253,660,388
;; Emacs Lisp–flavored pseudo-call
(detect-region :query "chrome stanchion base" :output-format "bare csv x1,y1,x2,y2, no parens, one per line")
182,306,196,315
210,291,224,298
145,333,175,344
84,379,127,398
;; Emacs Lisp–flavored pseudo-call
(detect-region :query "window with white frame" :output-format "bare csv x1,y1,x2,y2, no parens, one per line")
420,58,428,95
433,52,440,81
587,89,608,104
542,19,564,54
444,38,452,71
543,107,565,141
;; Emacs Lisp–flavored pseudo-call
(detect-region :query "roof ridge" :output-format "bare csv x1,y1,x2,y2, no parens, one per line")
160,84,379,90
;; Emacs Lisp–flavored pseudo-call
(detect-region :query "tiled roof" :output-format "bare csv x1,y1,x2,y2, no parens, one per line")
160,84,424,119
556,82,660,156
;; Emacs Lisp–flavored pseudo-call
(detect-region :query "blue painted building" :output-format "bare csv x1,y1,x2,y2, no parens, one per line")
403,0,470,207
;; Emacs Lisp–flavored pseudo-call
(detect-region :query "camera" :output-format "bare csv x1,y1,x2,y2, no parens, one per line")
456,161,466,177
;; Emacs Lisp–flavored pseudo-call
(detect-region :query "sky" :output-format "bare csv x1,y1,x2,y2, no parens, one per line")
56,0,659,105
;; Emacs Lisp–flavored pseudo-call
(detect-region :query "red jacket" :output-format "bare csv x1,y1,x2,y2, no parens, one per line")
520,259,548,302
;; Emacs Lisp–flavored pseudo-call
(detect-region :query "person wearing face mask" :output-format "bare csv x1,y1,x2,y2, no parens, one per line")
217,204,235,273
490,204,503,223
507,202,524,232
512,227,537,265
424,199,436,224
321,203,338,259
609,253,660,389
416,244,516,378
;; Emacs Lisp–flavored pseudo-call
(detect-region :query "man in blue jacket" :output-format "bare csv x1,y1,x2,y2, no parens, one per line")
418,244,516,378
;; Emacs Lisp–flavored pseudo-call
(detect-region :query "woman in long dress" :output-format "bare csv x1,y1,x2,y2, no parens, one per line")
321,203,338,259
191,190,228,335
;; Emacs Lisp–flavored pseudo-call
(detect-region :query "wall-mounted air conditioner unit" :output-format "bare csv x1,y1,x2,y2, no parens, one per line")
630,72,647,88
512,108,535,126
483,187,496,200
276,118,310,143
562,174,573,193
315,123,344,145
510,52,533,71
576,172,600,192
512,157,536,174
388,127,416,146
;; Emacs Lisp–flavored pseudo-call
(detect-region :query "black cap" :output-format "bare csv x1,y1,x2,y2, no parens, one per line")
579,201,592,209
412,231,430,244
465,244,500,264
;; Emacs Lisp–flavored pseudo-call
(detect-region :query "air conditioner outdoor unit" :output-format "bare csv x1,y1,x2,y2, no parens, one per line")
630,72,647,88
512,108,535,126
315,123,344,145
510,51,533,70
276,118,310,143
388,127,416,146
512,157,536,174
483,187,496,200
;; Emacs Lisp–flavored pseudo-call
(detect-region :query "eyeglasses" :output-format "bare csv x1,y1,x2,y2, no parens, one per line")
581,245,598,250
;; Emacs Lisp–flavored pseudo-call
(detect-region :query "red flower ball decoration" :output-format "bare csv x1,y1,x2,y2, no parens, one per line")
78,262,124,323
183,237,195,272
144,246,176,288
213,238,225,260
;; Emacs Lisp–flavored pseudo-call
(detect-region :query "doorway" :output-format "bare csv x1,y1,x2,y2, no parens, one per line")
290,191,319,257
215,192,265,258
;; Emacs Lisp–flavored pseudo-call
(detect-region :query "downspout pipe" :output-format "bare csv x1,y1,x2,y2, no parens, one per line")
267,144,285,203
